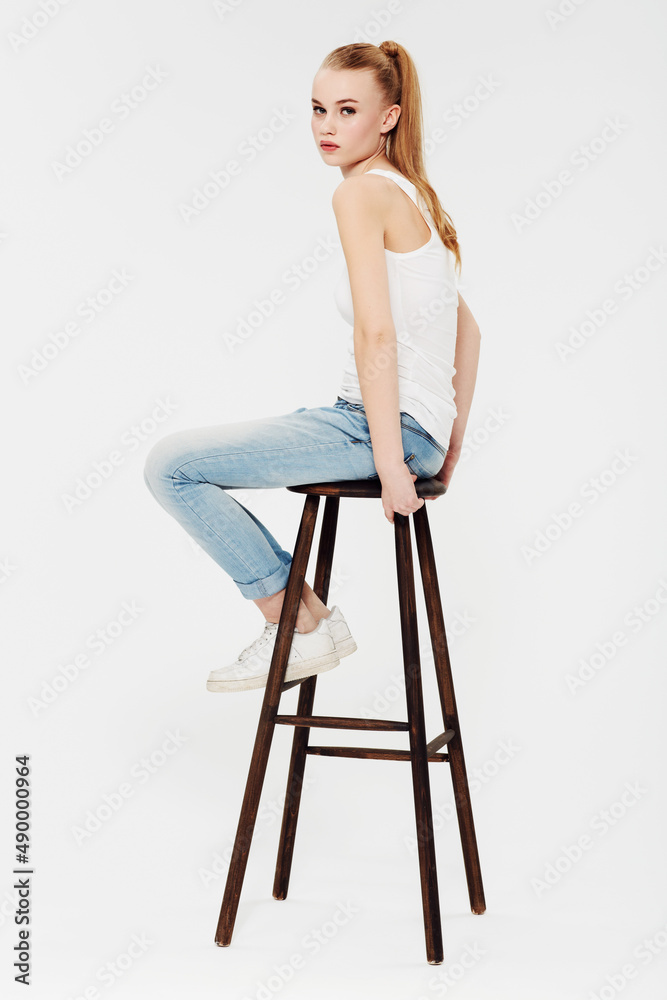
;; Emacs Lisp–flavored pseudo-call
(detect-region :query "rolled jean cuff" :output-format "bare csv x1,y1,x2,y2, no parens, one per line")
233,559,293,600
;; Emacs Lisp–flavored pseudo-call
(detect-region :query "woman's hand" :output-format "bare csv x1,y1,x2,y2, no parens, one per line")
423,446,461,500
380,463,425,523
425,448,461,500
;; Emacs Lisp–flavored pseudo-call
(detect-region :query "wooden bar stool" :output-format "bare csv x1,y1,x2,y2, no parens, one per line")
213,477,486,964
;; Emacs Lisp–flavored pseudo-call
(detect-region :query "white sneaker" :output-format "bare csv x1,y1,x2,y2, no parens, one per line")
207,617,340,693
320,605,357,657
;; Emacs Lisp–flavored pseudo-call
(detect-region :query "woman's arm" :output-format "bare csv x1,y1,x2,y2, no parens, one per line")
434,293,481,490
332,175,423,522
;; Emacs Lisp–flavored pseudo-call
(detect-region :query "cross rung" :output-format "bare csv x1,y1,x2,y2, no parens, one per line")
274,714,409,732
426,729,456,755
306,746,449,762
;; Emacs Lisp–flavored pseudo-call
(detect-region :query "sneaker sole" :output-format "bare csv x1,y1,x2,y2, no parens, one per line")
207,650,340,693
334,635,357,657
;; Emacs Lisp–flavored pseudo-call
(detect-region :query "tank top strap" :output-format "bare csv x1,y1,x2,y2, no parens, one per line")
365,168,433,232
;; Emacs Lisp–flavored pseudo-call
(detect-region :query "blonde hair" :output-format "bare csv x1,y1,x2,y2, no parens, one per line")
319,39,462,274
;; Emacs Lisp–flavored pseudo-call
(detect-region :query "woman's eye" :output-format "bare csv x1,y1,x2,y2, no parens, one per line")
312,106,355,116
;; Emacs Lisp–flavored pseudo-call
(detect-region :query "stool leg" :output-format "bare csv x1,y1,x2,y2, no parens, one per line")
273,496,340,900
395,511,444,965
214,493,320,946
413,504,486,915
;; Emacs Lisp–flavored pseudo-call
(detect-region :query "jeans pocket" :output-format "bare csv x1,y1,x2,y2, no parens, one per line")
399,411,446,455
403,453,435,479
402,432,446,479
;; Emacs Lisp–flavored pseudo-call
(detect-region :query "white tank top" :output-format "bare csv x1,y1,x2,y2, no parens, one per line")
333,168,459,450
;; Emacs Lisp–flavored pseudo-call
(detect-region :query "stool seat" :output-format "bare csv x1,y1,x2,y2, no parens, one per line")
287,477,446,499
214,480,485,965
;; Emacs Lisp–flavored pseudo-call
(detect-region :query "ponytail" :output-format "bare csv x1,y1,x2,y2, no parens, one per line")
320,40,462,274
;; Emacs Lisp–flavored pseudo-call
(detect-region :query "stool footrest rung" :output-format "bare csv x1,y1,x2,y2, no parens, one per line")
306,746,449,762
426,729,456,755
274,714,409,732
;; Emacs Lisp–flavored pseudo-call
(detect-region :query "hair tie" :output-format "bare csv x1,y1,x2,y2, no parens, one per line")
380,40,399,58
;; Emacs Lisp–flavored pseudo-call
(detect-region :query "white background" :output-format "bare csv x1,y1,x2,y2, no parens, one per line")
2,1,666,998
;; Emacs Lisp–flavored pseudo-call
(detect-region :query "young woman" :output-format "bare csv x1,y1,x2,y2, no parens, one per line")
143,40,481,694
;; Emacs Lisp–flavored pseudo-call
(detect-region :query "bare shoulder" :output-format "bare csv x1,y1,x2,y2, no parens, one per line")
331,172,392,216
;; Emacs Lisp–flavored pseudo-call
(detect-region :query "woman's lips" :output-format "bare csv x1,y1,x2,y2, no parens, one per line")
320,142,339,150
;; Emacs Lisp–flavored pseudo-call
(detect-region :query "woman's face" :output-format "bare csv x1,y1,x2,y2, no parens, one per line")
311,67,399,167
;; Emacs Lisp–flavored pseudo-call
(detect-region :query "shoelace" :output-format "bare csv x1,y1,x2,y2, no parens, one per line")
236,622,279,663
235,618,322,664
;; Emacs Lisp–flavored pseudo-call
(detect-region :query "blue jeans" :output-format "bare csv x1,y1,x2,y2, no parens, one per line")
142,397,447,600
